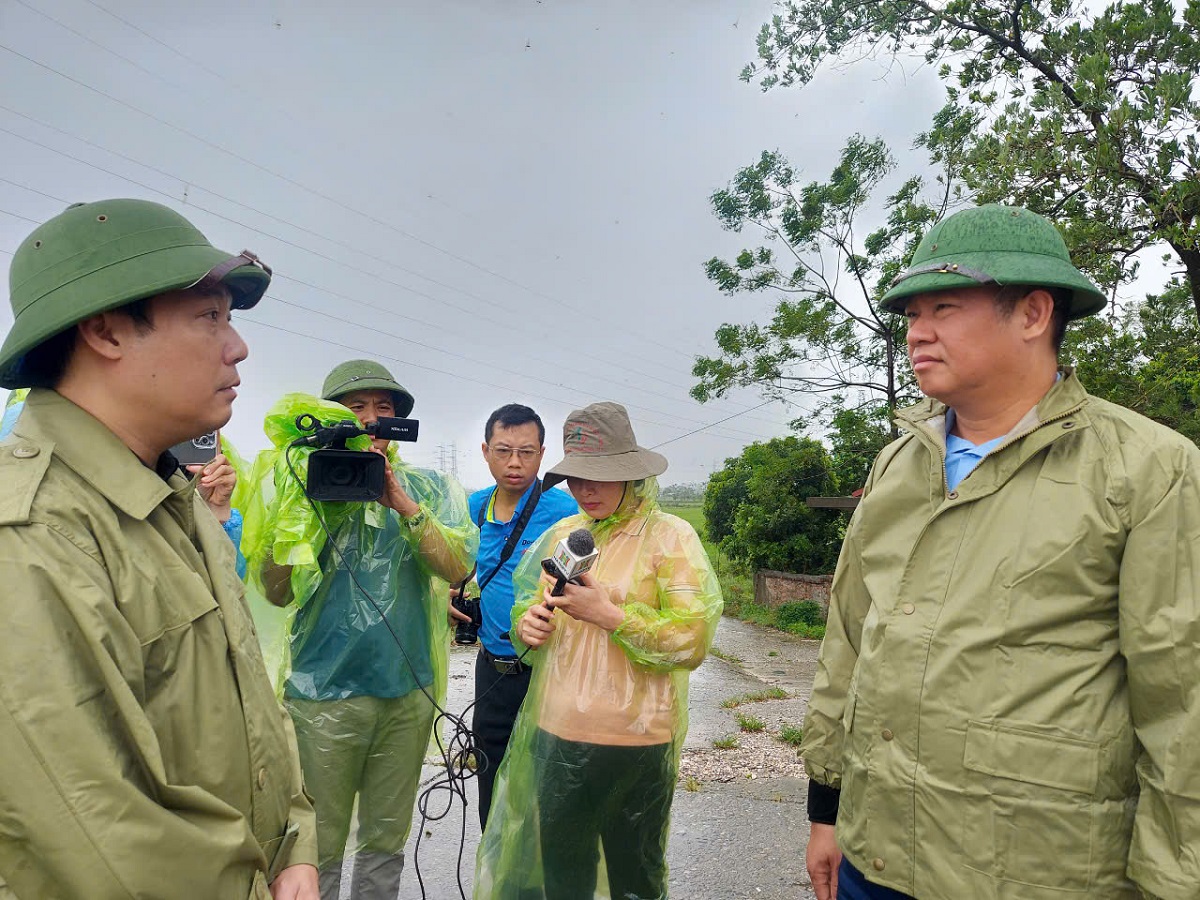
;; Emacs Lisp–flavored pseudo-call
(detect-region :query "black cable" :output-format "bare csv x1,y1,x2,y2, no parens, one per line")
280,440,530,899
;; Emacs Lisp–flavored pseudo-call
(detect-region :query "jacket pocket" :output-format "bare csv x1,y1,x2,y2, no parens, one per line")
265,822,300,882
961,720,1099,892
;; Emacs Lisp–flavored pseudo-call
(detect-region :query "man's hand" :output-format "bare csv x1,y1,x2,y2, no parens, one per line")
545,572,624,632
189,453,235,523
448,587,473,625
806,822,842,900
517,601,556,648
270,863,319,900
371,448,419,517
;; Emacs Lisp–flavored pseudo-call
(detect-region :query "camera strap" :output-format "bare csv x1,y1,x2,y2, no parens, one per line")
453,480,544,600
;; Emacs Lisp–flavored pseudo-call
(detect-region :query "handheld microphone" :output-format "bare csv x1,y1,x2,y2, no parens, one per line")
540,528,599,598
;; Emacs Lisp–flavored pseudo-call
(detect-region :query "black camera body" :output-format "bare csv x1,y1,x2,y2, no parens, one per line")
452,594,482,645
293,413,419,502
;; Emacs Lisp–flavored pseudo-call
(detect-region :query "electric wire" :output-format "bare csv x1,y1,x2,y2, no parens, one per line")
0,38,718,372
0,125,781,439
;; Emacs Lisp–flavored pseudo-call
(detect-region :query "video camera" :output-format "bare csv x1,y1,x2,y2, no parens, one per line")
291,412,419,502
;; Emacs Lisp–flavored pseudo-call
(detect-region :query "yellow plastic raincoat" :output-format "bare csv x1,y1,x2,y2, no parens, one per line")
474,478,722,900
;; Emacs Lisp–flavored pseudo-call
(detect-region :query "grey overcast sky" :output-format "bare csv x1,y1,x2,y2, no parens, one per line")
0,0,945,490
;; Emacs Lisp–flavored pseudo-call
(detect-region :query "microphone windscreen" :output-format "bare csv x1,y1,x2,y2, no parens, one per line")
566,528,595,556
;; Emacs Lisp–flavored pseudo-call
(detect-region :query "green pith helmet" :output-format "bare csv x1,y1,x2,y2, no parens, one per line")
322,359,415,417
0,198,271,389
880,204,1106,318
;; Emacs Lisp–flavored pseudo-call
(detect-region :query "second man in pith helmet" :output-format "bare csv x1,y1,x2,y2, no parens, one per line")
801,204,1200,900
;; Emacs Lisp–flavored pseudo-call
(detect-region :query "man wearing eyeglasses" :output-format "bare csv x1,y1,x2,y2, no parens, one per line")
451,404,578,827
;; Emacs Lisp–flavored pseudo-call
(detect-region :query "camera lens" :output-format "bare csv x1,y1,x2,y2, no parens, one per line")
327,462,359,487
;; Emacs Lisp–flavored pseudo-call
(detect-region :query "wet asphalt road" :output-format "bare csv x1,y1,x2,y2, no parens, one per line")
327,617,819,900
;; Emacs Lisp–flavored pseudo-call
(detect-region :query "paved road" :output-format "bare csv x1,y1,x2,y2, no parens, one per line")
327,617,820,899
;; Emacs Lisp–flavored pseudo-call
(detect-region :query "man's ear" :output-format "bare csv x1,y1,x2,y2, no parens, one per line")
74,312,128,361
481,440,489,460
1020,289,1056,343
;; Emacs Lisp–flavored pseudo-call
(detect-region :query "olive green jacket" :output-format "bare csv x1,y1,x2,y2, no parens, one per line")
801,372,1200,900
0,390,317,899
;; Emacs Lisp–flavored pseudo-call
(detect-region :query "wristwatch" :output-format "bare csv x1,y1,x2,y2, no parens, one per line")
403,507,427,530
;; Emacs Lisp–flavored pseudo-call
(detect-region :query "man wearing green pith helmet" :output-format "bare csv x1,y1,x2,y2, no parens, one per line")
0,200,319,899
248,358,475,900
800,205,1200,900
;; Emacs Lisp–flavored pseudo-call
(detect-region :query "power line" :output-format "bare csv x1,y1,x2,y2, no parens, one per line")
0,34,724,380
649,399,779,450
0,101,777,423
0,128,780,440
235,315,765,447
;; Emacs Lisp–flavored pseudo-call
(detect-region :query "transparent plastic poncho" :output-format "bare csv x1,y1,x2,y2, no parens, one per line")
474,477,723,900
240,393,477,880
0,388,29,439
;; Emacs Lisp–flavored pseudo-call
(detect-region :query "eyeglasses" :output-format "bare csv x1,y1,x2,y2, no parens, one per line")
489,445,540,461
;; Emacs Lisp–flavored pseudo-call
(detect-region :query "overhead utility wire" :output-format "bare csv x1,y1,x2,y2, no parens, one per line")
0,166,769,443
649,399,779,450
0,130,777,441
0,39,711,372
0,101,774,423
236,315,763,447
0,196,771,446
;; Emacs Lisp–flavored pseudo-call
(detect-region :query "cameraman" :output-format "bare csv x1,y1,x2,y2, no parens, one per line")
451,404,578,828
251,360,476,900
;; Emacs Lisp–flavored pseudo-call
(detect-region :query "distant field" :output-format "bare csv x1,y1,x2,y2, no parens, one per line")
663,502,704,533
661,503,722,564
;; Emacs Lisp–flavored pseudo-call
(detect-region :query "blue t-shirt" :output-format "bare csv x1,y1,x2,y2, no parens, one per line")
944,409,1005,491
469,481,579,657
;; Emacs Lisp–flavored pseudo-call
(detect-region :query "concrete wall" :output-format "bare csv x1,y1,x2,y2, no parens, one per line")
754,570,833,619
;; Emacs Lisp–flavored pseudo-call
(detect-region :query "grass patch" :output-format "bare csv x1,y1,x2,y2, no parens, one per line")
735,712,765,733
683,775,702,792
709,646,743,665
712,735,740,750
720,687,790,709
768,650,779,657
778,724,804,746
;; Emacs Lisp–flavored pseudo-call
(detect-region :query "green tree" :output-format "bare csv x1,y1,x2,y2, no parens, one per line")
827,405,892,491
1064,280,1200,444
693,136,928,437
703,437,845,574
742,0,1200,322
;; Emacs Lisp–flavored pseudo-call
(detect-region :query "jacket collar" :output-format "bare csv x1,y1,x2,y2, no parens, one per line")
895,367,1089,440
15,389,183,520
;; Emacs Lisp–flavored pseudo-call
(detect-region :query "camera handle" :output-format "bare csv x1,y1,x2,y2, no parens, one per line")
291,413,369,449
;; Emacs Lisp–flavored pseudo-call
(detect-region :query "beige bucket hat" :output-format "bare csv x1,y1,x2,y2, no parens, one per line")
543,401,668,488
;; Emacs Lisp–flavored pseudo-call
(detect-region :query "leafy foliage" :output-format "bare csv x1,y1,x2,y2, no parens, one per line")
742,0,1200,322
777,600,826,629
694,137,930,434
1063,280,1200,444
703,436,845,574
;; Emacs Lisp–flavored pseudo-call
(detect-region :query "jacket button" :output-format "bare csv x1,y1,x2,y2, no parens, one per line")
873,858,886,872
257,768,267,789
901,603,915,615
881,728,894,741
947,490,959,500
1062,421,1075,429
12,445,39,458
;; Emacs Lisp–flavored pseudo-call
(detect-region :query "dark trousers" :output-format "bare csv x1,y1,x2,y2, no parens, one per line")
472,649,532,829
534,729,675,900
838,858,915,900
